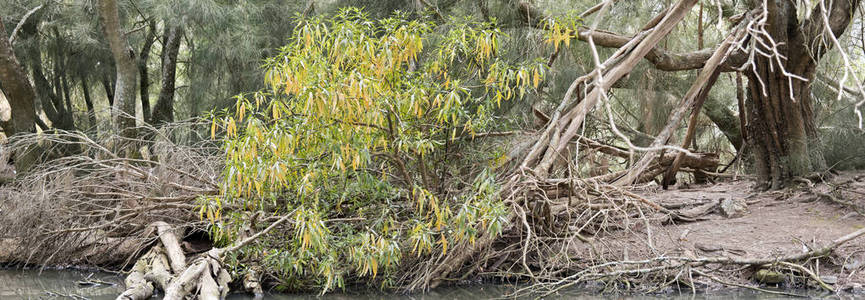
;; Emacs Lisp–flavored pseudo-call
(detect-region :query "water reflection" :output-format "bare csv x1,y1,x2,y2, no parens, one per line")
0,268,124,299
0,268,820,299
225,285,811,300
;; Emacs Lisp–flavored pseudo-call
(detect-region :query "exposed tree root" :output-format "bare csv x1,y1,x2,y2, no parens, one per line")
514,226,865,298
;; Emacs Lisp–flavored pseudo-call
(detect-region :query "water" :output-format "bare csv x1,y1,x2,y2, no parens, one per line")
0,268,125,299
0,268,817,299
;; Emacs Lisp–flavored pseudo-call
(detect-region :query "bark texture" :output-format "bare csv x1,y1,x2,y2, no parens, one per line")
98,0,138,140
151,24,183,125
0,16,37,137
139,21,157,122
744,0,860,189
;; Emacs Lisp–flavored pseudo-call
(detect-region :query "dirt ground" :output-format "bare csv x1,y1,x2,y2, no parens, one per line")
571,171,865,291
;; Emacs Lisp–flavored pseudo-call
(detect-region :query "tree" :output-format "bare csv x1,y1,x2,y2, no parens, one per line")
151,23,182,125
742,0,861,189
514,0,863,189
0,16,37,137
138,20,156,122
206,9,541,290
98,0,138,140
0,15,43,172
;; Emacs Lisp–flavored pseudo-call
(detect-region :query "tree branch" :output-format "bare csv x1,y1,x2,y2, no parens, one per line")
518,1,747,72
8,4,44,45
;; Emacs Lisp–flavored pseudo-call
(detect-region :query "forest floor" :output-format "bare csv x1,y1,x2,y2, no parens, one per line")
568,171,865,292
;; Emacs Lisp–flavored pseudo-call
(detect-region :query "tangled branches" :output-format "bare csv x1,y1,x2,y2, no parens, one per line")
0,121,220,268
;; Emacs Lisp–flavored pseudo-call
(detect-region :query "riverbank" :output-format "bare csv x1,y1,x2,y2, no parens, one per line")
563,171,865,294
2,161,864,298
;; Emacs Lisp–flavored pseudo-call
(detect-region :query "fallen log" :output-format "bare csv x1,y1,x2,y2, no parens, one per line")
117,250,157,300
154,221,186,273
117,214,293,299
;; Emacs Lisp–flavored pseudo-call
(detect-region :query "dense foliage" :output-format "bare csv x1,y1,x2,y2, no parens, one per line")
203,9,550,291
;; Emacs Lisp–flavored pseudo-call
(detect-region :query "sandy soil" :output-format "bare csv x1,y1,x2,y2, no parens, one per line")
570,171,865,291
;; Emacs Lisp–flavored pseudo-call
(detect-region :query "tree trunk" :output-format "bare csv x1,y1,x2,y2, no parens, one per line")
53,27,75,129
0,17,37,137
98,0,138,140
22,18,74,131
0,16,41,172
151,24,183,125
139,21,157,122
31,63,62,127
744,0,859,189
60,72,76,130
102,74,115,106
703,90,742,150
744,62,823,189
81,79,97,129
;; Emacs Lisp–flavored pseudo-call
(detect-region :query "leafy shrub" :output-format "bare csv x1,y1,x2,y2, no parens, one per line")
202,8,547,291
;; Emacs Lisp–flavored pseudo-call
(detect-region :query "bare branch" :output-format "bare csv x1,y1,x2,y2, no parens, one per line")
8,4,44,45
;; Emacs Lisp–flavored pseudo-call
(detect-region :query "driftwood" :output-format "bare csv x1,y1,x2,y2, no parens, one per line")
116,222,229,300
117,214,293,299
154,221,186,273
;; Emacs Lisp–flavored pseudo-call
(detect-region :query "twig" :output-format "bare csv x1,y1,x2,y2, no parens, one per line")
220,210,296,255
8,4,44,45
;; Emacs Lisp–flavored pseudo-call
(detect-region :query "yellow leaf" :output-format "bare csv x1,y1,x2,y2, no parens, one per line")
564,30,572,47
239,102,246,122
199,204,207,220
533,69,540,88
210,120,217,139
440,235,448,255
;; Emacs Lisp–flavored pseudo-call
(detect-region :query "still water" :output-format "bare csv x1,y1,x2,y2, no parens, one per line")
0,268,820,299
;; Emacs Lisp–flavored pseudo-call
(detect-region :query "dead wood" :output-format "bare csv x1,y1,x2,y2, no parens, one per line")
662,68,723,188
117,213,293,298
154,221,186,273
518,1,747,72
163,258,207,299
116,250,156,300
529,0,699,179
526,226,865,298
614,19,749,185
